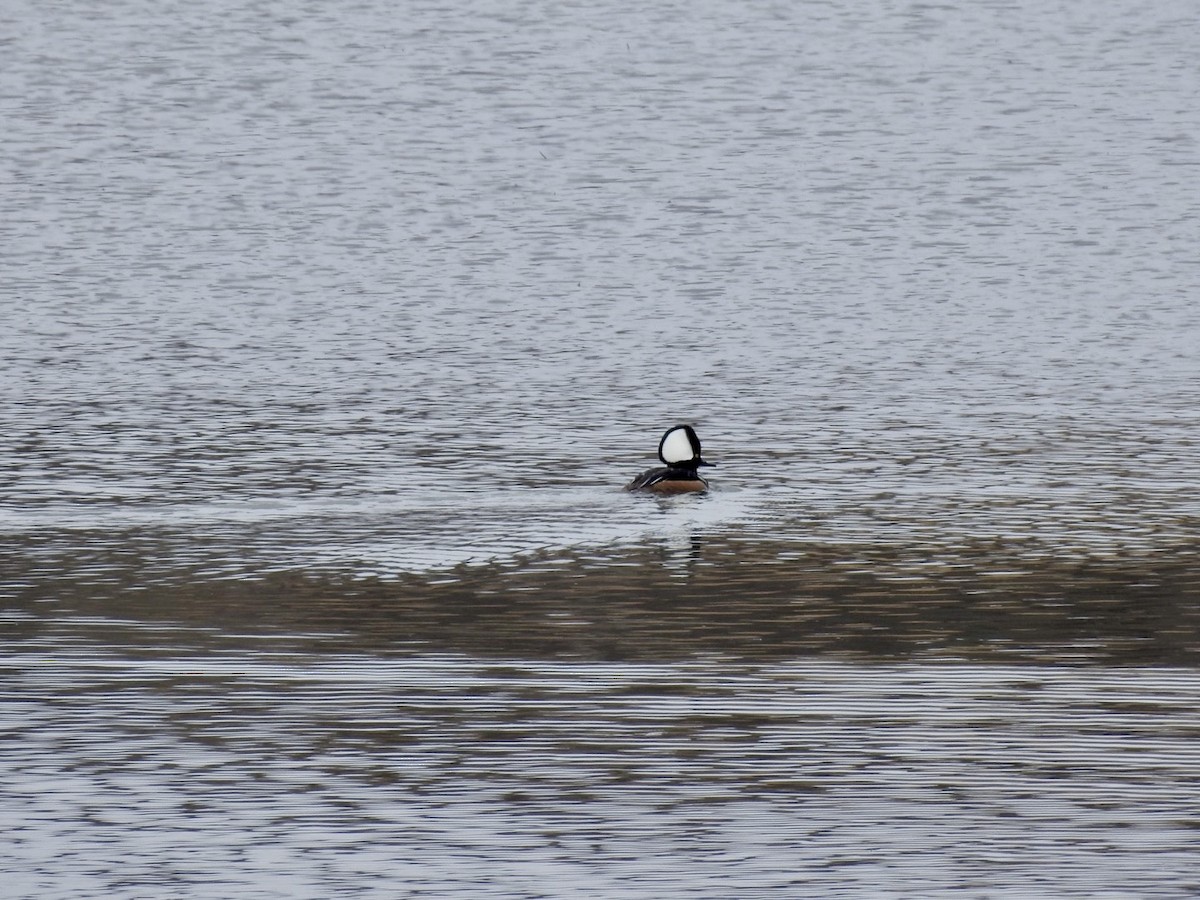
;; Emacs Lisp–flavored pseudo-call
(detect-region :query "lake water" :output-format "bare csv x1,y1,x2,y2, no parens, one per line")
3,0,1200,896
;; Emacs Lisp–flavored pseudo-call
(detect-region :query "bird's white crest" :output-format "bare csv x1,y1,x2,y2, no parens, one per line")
660,426,697,465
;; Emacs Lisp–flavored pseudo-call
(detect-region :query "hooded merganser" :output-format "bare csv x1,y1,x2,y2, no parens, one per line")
625,424,714,493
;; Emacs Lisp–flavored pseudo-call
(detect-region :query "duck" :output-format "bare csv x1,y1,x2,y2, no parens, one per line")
625,424,714,493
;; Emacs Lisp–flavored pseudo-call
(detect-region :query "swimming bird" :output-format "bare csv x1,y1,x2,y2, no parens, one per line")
625,424,714,493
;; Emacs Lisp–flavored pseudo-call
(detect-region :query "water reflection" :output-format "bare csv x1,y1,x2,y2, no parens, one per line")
7,531,1198,665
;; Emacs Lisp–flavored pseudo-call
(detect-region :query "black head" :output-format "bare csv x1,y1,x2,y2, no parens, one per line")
657,424,713,470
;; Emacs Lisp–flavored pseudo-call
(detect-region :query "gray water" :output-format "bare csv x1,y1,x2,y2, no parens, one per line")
3,0,1200,895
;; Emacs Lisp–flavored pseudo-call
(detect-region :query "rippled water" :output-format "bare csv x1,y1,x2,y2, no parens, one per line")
4,0,1200,895
5,0,1199,579
6,622,1200,899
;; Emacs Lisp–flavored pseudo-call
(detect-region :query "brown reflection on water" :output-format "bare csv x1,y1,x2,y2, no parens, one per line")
14,533,1200,665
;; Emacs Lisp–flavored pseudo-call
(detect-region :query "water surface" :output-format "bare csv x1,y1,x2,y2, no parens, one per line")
3,0,1200,895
